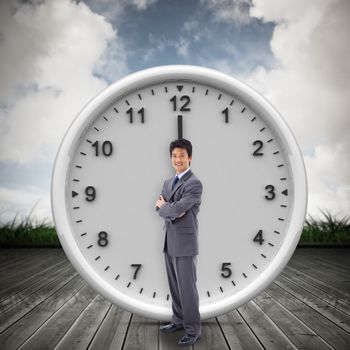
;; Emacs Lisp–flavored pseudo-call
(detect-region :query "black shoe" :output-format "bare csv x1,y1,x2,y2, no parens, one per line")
159,323,183,333
178,334,200,346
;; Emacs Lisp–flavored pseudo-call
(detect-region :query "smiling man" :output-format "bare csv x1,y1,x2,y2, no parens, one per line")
155,138,203,346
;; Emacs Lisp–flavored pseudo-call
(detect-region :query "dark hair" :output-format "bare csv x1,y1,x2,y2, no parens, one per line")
169,139,192,158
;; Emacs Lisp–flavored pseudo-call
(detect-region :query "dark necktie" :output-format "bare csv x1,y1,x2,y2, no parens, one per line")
172,175,179,190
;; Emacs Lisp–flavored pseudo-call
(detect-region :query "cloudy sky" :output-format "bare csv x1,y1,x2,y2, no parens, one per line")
0,0,349,225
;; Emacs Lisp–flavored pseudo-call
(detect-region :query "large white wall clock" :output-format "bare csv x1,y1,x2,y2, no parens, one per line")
51,65,307,321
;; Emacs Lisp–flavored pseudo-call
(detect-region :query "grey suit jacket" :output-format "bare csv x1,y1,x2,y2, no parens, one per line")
158,169,203,257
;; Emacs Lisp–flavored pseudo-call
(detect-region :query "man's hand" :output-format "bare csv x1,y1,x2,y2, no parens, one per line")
156,195,166,209
156,195,186,218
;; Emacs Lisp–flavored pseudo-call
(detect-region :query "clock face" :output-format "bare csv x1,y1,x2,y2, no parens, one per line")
51,65,307,320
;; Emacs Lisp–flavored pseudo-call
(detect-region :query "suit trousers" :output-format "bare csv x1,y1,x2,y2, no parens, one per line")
164,250,201,337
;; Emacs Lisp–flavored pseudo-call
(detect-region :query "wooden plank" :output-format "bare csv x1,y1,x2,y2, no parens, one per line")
295,252,350,279
0,250,40,271
0,250,48,277
0,267,78,333
254,290,333,349
0,258,68,300
1,263,72,311
121,313,159,350
0,249,63,271
194,317,229,350
0,248,51,266
0,252,63,289
296,248,349,266
274,274,350,332
293,248,349,269
217,309,264,349
281,268,350,316
0,276,85,349
0,248,349,349
53,294,111,350
288,263,350,293
0,249,24,264
87,304,132,350
17,284,97,350
236,300,297,349
266,282,350,349
159,322,189,350
288,256,350,292
0,260,70,299
283,265,350,305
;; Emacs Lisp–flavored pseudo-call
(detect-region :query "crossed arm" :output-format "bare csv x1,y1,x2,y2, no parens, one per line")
156,180,203,220
156,195,186,220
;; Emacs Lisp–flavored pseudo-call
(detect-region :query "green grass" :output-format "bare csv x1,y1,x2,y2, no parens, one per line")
300,209,350,244
0,209,349,247
0,213,59,247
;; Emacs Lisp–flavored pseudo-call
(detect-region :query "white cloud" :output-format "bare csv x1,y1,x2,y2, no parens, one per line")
304,143,350,219
131,0,157,10
0,0,125,165
83,0,157,22
143,33,167,62
175,36,190,58
0,0,128,224
200,0,252,25
245,0,350,219
0,185,52,226
143,34,192,62
1,0,348,224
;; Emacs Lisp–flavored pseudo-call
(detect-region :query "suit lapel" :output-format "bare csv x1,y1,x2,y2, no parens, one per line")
169,169,193,199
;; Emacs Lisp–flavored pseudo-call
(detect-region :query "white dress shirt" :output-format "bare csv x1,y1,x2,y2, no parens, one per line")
175,167,191,180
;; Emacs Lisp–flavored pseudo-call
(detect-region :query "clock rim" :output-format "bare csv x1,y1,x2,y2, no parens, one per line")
51,64,308,321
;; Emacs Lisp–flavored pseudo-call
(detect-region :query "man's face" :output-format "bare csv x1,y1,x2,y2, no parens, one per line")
171,147,192,174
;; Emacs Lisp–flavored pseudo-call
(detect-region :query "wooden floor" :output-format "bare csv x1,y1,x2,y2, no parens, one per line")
0,248,349,350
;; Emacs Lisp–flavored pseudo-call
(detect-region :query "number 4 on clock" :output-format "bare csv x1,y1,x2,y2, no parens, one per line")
253,229,264,245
